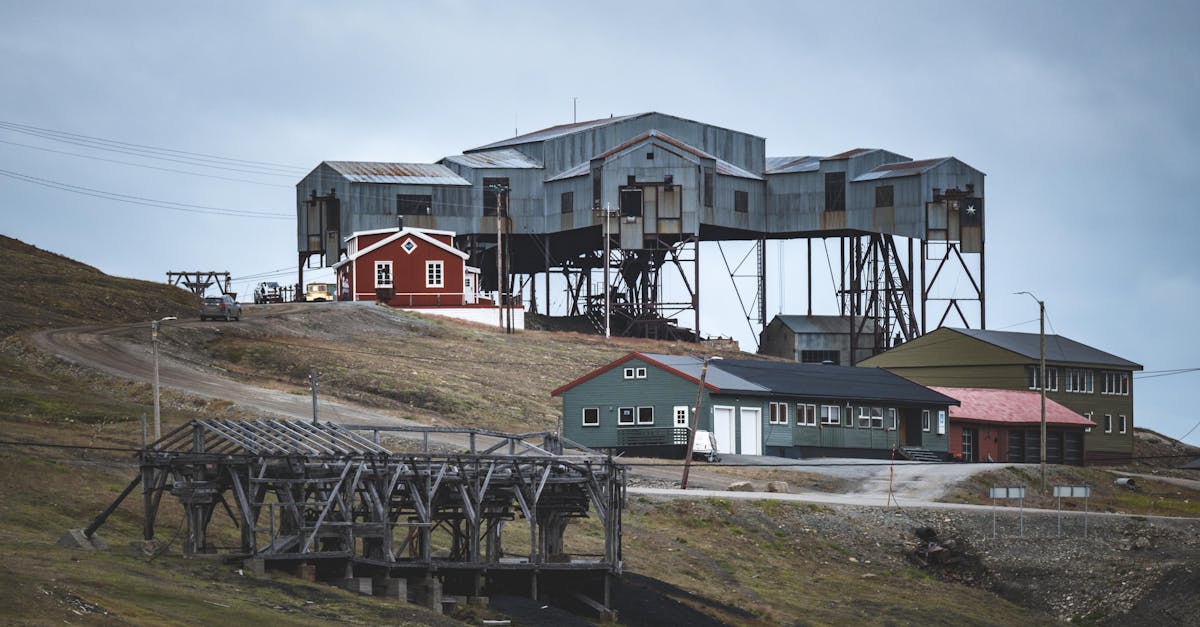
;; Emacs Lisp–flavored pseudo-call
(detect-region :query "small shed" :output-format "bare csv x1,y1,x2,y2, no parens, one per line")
933,386,1095,465
333,226,482,307
758,314,878,365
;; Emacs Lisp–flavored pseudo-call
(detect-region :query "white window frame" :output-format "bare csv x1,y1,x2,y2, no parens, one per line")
637,406,654,425
769,401,788,425
582,407,600,427
635,367,647,379
1104,413,1113,434
937,410,946,435
673,406,690,428
871,407,884,430
801,403,816,426
921,409,931,432
858,406,871,429
623,367,635,379
820,405,841,426
375,261,393,288
425,260,444,288
887,408,898,431
618,406,635,426
1119,414,1127,434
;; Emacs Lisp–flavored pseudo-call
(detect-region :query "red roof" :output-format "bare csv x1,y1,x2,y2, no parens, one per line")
932,387,1096,427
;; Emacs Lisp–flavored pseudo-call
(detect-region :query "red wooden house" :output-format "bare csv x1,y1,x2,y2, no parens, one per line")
932,386,1095,465
333,227,484,307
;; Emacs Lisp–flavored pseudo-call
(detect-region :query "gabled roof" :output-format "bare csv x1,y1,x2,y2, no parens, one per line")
931,387,1095,427
947,328,1142,369
468,114,646,152
765,155,821,174
545,130,763,182
322,161,472,186
823,148,877,161
440,149,543,169
851,157,951,182
550,352,762,397
715,360,960,406
332,226,467,270
770,314,878,334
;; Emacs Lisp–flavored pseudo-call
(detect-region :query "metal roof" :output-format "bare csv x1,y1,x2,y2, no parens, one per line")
851,158,949,182
932,387,1095,426
324,161,471,186
714,359,960,405
545,130,763,182
440,149,542,169
639,354,768,393
772,314,878,334
948,328,1143,369
765,155,821,174
468,114,646,152
823,148,876,161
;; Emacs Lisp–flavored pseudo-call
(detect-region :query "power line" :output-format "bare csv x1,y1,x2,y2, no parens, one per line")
0,167,291,220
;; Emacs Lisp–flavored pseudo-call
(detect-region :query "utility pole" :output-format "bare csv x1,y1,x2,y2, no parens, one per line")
310,369,319,425
1017,291,1047,492
681,358,710,490
489,183,511,333
150,316,176,446
591,203,618,339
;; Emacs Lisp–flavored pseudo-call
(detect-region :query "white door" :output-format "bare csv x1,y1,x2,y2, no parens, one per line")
712,406,736,454
739,407,762,455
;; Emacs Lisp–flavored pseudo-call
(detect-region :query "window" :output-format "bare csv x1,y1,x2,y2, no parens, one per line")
875,185,894,208
619,186,643,217
769,402,789,425
397,194,432,215
483,177,510,217
734,190,748,213
937,410,946,435
561,191,573,214
637,406,654,425
798,403,817,426
1102,371,1130,395
636,367,647,379
824,172,846,212
871,407,884,430
674,406,690,428
401,238,418,254
375,261,393,288
703,167,714,207
820,405,841,426
1104,414,1113,433
1084,411,1094,433
887,408,898,431
425,260,444,288
591,167,602,209
800,350,839,365
858,406,871,429
845,404,855,428
623,367,635,379
582,407,599,427
1028,366,1059,391
921,409,931,432
1064,368,1094,393
618,407,635,426
1119,415,1128,434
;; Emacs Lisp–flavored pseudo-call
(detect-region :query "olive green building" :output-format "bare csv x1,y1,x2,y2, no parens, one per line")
859,327,1141,463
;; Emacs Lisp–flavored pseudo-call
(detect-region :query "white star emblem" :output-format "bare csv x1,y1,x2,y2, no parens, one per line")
965,204,976,215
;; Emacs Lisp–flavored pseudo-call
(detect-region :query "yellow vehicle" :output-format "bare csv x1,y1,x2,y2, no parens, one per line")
305,282,336,302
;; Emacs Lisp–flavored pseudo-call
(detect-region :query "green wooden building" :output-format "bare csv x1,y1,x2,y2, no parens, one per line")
859,327,1142,464
552,352,957,459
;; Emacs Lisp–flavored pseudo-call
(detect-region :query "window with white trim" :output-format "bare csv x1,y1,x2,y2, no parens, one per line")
820,405,841,426
858,406,871,429
673,406,689,428
801,404,817,426
1119,414,1128,434
921,409,931,432
936,410,946,435
635,367,647,379
1104,413,1113,433
623,368,635,379
1064,368,1094,393
1028,366,1058,391
1102,371,1130,395
582,407,599,427
845,404,855,428
618,407,635,425
871,407,884,430
769,402,789,425
886,408,898,431
1084,411,1093,432
425,260,444,288
375,261,393,288
637,406,654,425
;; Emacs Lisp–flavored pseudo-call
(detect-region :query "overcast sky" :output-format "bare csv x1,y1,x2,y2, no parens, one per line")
2,1,1198,446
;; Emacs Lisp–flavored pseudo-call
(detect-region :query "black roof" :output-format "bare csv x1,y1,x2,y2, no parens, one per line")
712,359,959,406
950,328,1142,370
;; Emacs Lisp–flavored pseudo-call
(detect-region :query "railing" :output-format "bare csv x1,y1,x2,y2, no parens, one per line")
617,427,690,447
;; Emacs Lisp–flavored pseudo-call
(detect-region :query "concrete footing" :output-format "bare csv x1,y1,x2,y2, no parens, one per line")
57,529,108,550
412,577,443,613
342,577,373,595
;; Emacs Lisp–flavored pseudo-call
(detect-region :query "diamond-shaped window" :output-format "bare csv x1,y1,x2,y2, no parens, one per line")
401,238,417,254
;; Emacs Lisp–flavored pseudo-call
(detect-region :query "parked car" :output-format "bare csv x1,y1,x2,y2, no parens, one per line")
254,281,283,304
305,282,335,302
200,295,242,321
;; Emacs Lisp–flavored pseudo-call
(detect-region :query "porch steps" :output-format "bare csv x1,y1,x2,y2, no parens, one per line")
898,447,944,463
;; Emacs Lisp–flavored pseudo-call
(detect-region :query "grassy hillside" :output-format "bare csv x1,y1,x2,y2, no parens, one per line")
0,235,197,336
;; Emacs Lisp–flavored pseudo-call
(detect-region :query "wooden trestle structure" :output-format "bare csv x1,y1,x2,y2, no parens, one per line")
88,419,626,610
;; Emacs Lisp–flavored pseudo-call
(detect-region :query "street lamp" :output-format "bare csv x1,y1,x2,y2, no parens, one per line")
1015,291,1046,492
592,202,619,339
151,316,177,446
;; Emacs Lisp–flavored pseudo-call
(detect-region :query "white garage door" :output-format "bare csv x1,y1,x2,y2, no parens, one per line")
712,406,736,454
739,407,762,455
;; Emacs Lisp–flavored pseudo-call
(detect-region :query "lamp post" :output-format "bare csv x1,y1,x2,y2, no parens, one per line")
1016,291,1046,492
151,316,177,446
592,203,618,338
488,183,511,332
